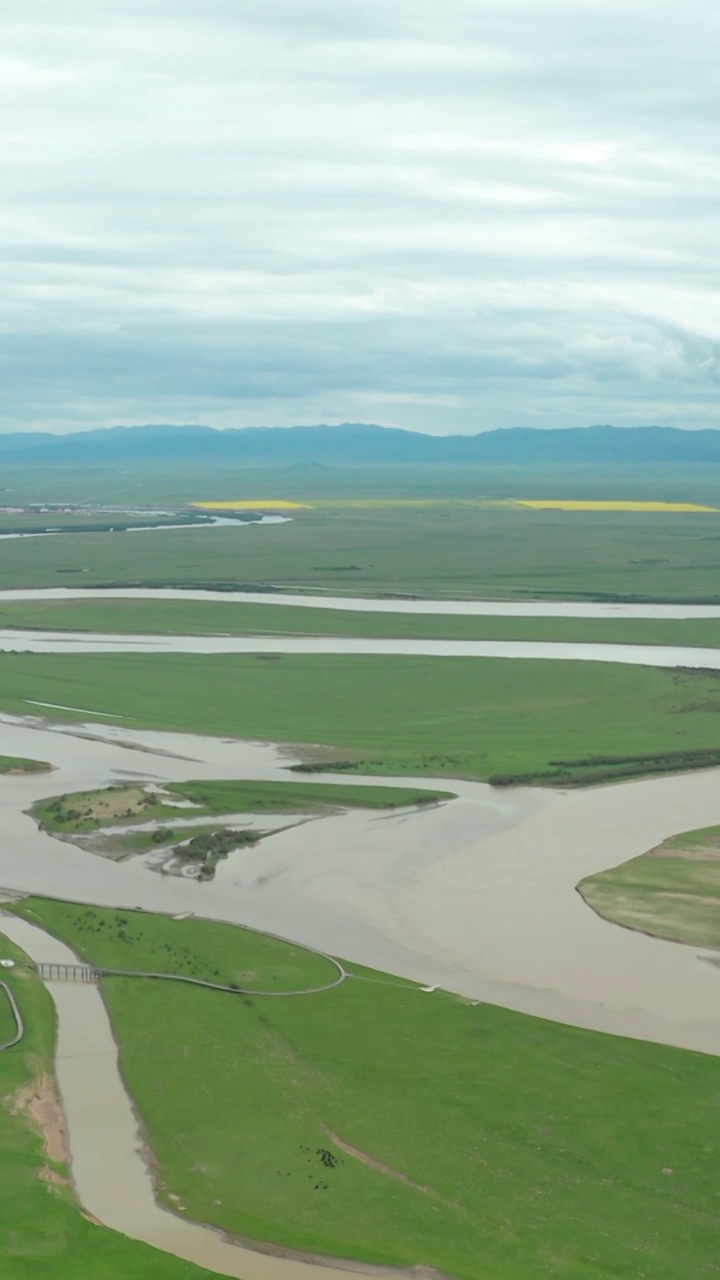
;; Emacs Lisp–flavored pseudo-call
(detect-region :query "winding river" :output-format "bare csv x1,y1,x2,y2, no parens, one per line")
2,629,720,669
1,585,720,617
2,586,720,1277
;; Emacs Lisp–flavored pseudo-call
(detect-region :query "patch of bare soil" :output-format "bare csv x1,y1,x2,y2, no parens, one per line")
39,1164,71,1188
77,786,151,821
656,890,720,906
650,842,720,861
8,1071,70,1164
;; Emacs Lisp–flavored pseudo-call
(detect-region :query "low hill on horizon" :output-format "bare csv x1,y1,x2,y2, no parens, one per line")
3,422,720,467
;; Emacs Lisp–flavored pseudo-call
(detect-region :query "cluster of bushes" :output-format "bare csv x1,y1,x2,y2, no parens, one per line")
151,827,175,844
177,827,259,880
43,798,84,825
489,746,720,788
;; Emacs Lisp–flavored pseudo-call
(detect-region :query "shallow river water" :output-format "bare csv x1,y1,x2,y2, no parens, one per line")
3,628,720,670
1,585,720,617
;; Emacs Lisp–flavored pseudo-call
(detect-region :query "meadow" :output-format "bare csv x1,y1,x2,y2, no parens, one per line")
3,463,720,601
579,823,720,949
4,651,720,783
0,930,215,1279
12,897,720,1280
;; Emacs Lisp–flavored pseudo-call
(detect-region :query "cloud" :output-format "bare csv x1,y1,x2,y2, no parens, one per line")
1,0,720,431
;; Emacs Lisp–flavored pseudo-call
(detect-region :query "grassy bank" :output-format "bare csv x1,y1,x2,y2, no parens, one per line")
579,823,720,948
0,755,51,774
0,929,216,1279
163,778,451,811
12,898,720,1280
7,651,720,782
8,596,720,649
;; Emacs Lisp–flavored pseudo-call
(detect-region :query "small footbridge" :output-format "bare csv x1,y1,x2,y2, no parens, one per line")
35,961,102,983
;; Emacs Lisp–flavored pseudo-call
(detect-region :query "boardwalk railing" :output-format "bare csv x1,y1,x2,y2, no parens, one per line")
35,961,99,983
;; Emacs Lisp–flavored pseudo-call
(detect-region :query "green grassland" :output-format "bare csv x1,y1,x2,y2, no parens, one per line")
164,777,450,811
12,898,720,1280
7,595,720,649
7,650,720,783
579,825,720,949
4,462,720,600
0,930,215,1279
32,779,450,835
0,755,50,774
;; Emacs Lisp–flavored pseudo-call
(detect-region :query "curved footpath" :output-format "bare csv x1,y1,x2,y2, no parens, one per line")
3,585,720,618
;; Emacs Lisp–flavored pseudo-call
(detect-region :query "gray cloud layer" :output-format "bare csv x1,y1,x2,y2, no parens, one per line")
2,0,719,432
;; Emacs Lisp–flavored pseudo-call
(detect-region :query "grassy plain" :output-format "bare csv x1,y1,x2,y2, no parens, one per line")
6,651,720,782
8,596,720,649
579,824,720,949
12,898,720,1280
4,463,720,600
0,930,214,1279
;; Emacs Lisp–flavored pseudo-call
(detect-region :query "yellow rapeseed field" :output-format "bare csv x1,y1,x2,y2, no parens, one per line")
189,501,312,510
512,500,720,513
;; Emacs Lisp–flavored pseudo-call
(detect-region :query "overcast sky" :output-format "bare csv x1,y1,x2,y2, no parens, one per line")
2,0,720,434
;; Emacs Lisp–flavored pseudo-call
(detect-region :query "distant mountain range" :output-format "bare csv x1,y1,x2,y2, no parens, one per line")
2,422,720,466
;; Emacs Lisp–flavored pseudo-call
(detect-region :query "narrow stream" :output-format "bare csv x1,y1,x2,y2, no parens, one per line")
1,586,720,617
